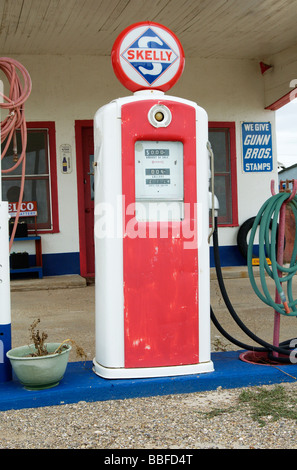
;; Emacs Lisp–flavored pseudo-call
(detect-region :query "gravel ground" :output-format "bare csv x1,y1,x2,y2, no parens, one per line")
6,278,297,451
1,381,297,449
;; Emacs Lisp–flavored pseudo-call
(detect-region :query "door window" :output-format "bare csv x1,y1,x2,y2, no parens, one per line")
208,122,238,226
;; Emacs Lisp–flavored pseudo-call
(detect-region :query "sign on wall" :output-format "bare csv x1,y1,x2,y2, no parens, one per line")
8,201,37,217
60,144,72,174
242,122,273,172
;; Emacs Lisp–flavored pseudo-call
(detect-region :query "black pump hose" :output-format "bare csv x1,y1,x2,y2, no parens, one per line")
210,216,295,363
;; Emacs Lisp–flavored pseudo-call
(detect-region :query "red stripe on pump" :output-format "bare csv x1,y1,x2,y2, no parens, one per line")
121,99,199,368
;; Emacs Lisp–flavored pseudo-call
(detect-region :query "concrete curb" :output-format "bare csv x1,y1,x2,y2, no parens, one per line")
9,267,258,292
10,274,87,292
1,351,297,412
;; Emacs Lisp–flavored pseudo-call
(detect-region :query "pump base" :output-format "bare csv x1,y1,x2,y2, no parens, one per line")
93,358,214,379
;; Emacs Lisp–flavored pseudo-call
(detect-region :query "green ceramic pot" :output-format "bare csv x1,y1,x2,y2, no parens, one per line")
6,343,71,390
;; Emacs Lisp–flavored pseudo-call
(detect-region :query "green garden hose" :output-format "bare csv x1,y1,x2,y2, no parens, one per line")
247,192,297,316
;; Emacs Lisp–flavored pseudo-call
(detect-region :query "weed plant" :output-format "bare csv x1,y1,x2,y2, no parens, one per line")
202,384,297,426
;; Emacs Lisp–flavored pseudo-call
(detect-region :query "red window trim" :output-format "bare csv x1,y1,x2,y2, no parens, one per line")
208,121,238,227
26,121,59,234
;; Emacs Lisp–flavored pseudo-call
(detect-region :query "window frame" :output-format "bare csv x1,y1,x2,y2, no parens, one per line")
208,121,238,227
2,121,59,234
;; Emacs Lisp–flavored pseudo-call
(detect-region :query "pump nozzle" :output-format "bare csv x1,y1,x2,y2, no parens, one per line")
207,141,219,242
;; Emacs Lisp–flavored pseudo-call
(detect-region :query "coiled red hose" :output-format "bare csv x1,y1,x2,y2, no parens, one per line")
0,57,32,249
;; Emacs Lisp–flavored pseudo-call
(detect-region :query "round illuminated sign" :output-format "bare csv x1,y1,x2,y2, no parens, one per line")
111,22,185,92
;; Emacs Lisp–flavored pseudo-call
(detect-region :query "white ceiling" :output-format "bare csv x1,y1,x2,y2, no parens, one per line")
1,0,297,59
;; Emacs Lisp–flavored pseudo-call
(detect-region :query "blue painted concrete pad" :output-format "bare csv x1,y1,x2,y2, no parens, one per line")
1,350,297,412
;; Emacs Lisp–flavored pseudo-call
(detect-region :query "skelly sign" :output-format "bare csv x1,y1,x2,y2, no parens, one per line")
111,22,185,92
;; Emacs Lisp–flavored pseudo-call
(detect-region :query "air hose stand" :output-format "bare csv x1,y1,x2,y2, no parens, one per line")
211,178,297,365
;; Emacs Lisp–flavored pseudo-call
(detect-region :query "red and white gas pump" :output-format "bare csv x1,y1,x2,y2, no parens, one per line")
93,22,214,378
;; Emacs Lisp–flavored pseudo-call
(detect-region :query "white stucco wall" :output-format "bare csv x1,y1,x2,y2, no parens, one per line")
173,57,277,248
8,54,278,256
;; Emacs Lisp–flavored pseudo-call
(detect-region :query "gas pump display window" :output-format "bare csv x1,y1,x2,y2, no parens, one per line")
135,141,184,201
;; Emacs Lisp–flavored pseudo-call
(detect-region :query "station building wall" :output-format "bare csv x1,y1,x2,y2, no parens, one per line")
6,54,278,275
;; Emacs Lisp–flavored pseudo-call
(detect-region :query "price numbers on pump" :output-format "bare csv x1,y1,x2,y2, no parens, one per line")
146,179,171,185
145,169,170,175
145,148,169,157
145,168,170,186
144,148,170,186
135,140,183,201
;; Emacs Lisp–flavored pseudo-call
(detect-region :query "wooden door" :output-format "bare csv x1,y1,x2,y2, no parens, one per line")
82,127,95,276
76,122,95,278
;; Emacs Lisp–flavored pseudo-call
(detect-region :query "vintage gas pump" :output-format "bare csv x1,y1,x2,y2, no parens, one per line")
93,22,214,378
0,79,12,382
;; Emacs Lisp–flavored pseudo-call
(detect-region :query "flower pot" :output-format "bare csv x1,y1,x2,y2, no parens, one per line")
6,343,71,390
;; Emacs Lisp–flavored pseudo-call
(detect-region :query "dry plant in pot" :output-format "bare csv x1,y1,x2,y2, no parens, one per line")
6,318,87,390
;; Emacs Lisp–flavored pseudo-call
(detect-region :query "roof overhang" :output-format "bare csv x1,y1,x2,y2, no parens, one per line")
1,0,297,108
